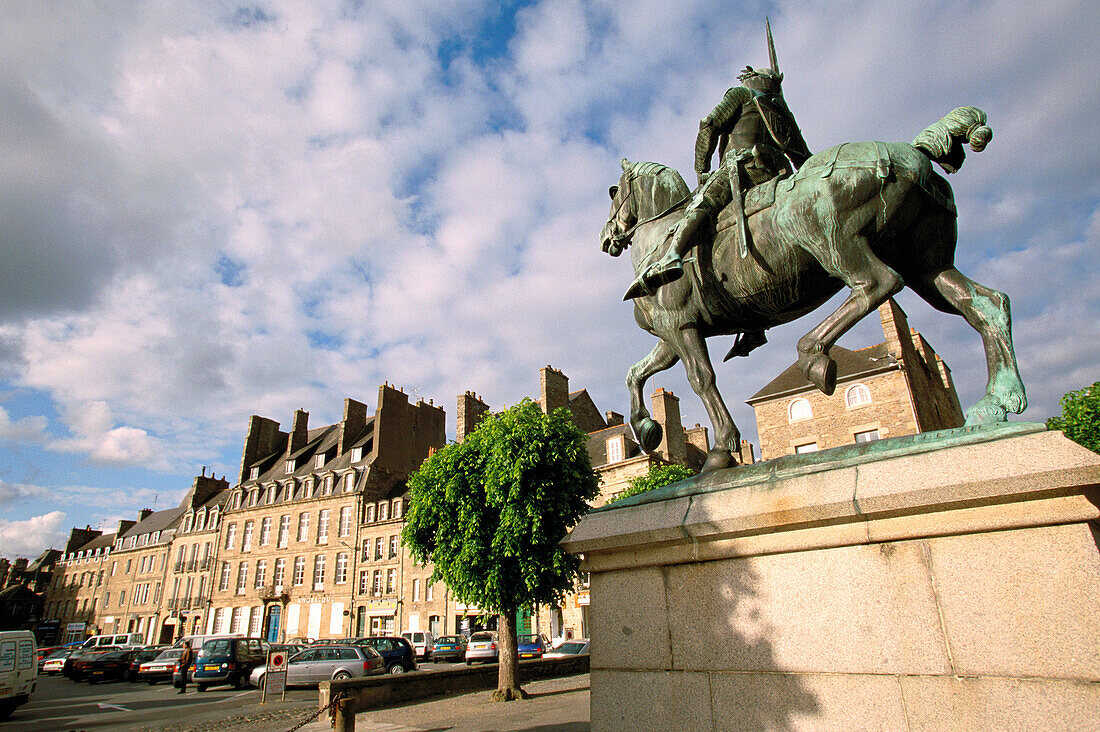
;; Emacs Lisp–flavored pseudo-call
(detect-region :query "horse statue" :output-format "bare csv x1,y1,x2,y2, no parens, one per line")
599,107,1027,472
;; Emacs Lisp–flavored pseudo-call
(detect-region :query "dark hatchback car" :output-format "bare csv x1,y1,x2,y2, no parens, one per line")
126,646,168,682
430,635,468,663
193,637,269,691
349,637,417,674
517,633,549,659
85,650,139,684
65,648,116,680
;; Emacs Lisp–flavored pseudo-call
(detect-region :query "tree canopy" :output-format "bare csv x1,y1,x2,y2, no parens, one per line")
401,398,600,698
1047,381,1100,454
609,462,697,504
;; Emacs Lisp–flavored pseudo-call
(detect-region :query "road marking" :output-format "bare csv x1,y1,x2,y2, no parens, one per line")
97,702,133,711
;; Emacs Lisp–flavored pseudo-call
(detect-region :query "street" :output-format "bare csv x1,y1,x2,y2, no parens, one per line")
10,661,466,731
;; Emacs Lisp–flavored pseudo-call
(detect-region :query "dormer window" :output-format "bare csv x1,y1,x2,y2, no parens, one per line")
233,492,243,509
195,511,205,531
315,453,325,469
392,499,403,519
151,531,160,543
378,501,389,522
183,515,194,533
285,458,296,473
249,467,260,480
607,435,624,463
322,476,333,495
266,485,276,504
344,472,356,492
351,446,363,462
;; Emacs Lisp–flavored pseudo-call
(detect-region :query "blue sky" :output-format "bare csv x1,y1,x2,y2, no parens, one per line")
1,0,1097,558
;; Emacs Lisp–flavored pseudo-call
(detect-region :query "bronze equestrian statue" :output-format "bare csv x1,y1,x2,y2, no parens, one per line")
600,27,1026,473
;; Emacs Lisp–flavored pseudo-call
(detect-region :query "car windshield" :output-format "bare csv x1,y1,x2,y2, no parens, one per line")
200,640,232,656
436,636,461,644
557,642,586,654
470,633,493,642
518,635,541,644
154,649,182,661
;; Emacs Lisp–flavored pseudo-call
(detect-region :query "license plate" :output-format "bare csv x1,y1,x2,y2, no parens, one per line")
204,664,220,671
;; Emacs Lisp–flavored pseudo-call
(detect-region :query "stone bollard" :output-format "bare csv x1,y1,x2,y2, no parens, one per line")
333,694,356,732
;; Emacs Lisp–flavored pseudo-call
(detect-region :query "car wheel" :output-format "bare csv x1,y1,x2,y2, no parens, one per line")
387,664,404,674
333,671,352,680
233,672,245,690
196,683,207,692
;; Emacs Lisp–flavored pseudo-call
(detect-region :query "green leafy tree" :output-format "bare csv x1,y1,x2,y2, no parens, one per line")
402,399,600,700
1047,381,1100,454
609,462,697,504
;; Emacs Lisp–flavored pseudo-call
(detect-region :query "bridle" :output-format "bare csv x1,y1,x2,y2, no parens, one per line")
604,175,689,249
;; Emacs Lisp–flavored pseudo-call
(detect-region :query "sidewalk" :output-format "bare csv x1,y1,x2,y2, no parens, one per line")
300,673,590,732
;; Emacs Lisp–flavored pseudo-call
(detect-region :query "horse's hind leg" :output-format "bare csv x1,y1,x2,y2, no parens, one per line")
796,235,904,395
911,267,1026,424
627,339,679,452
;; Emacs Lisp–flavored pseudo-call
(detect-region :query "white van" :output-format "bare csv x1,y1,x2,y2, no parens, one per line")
401,630,434,661
0,630,37,720
80,632,145,649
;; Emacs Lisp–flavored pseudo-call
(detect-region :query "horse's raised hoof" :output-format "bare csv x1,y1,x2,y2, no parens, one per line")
635,417,663,453
701,448,737,473
801,352,837,396
964,398,1008,426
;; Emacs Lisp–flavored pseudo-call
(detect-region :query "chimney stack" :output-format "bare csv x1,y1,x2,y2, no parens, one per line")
539,366,569,416
237,415,287,484
457,391,489,442
288,409,309,457
651,388,687,465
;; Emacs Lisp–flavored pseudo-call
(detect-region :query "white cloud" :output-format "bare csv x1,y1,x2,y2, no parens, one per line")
0,511,66,558
0,405,47,442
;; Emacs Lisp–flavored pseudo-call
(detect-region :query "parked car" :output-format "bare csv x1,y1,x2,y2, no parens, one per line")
138,648,183,685
41,648,75,675
349,637,417,674
85,650,139,684
464,632,498,665
269,643,308,659
285,637,315,645
543,639,590,658
517,633,548,659
192,637,269,691
35,646,60,669
126,646,168,682
401,630,435,661
0,630,37,720
430,635,468,663
66,648,117,680
250,645,385,689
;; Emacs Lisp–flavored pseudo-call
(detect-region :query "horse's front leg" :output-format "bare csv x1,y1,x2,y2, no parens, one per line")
674,327,740,472
627,339,679,452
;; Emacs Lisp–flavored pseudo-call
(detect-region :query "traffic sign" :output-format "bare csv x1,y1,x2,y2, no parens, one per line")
269,650,287,671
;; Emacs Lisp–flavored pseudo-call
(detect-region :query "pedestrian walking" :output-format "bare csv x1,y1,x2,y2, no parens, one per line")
177,642,193,695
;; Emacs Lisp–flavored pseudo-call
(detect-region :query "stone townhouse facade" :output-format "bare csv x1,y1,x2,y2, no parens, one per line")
747,298,964,460
206,383,445,643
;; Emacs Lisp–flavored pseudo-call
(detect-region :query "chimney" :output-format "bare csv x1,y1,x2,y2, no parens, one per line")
338,398,368,456
65,526,103,553
539,366,569,416
116,519,136,536
738,440,756,465
651,388,687,465
686,423,709,455
879,298,915,362
457,391,490,442
183,473,229,510
139,508,154,521
288,409,309,457
237,415,287,484
604,411,624,427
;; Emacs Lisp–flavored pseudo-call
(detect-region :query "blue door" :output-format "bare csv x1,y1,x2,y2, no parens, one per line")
266,605,280,643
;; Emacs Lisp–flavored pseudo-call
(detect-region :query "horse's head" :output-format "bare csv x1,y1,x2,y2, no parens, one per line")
600,158,636,257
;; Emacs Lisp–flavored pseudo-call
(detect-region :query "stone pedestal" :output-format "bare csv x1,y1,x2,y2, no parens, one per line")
561,424,1100,731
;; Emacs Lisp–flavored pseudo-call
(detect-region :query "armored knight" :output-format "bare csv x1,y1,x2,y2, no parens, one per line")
625,20,811,309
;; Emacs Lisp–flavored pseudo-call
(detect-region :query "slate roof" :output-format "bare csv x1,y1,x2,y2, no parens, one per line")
746,344,899,404
78,533,117,552
119,507,185,538
246,417,375,485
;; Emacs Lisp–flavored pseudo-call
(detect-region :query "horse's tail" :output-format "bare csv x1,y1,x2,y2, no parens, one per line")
912,106,992,174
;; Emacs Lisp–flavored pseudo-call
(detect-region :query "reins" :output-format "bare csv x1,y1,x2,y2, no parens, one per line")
609,178,690,248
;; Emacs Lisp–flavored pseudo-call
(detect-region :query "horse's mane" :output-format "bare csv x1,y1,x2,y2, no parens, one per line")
624,160,691,214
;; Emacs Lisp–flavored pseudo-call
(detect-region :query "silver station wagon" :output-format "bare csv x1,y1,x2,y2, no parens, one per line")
250,645,385,688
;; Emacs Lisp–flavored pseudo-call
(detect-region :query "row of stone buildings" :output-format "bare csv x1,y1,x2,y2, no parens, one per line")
41,300,962,646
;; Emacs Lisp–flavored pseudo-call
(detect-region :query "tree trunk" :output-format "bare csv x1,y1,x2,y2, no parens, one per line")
492,610,528,701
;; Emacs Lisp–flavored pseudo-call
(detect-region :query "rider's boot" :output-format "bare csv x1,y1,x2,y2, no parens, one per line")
623,209,706,300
